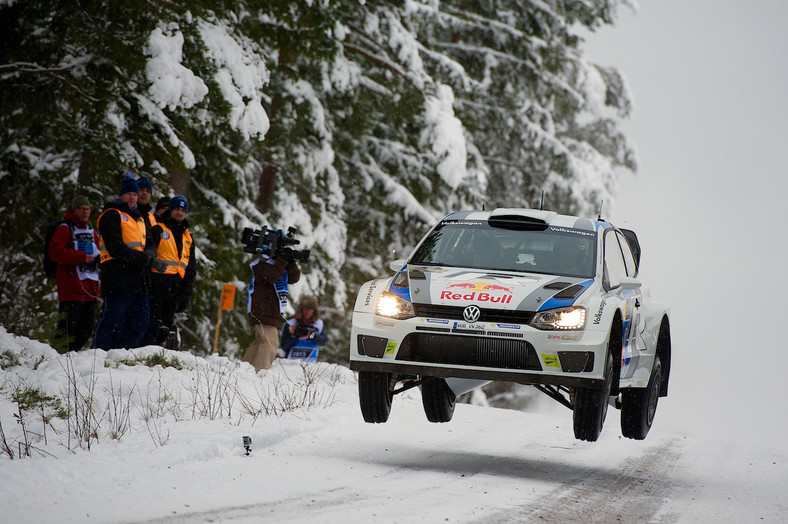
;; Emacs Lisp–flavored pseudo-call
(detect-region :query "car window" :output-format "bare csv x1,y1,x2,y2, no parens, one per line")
617,231,638,277
604,230,627,289
410,221,596,277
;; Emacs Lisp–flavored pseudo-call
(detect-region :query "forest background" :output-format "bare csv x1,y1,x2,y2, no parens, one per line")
0,0,636,362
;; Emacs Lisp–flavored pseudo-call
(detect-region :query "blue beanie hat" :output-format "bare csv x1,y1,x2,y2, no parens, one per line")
169,195,188,213
137,177,153,192
120,172,139,196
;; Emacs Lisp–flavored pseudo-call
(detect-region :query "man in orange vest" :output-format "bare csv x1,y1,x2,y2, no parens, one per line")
140,195,196,348
94,173,167,350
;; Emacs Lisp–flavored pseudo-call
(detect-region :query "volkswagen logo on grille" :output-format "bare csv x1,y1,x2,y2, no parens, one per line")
463,305,481,323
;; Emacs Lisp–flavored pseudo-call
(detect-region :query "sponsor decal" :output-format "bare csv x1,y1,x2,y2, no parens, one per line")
548,334,578,341
593,298,607,325
421,318,450,324
441,280,514,304
542,354,561,368
492,323,521,330
385,342,397,354
445,281,513,293
548,226,595,237
375,320,395,327
440,290,513,304
364,281,378,307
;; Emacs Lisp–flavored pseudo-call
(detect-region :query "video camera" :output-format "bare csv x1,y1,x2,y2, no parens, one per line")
241,225,310,263
293,321,318,339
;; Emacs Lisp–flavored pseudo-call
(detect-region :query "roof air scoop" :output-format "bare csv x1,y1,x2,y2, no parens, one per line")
488,208,557,230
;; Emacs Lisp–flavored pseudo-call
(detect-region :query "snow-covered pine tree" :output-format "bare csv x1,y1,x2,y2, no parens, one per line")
0,0,636,360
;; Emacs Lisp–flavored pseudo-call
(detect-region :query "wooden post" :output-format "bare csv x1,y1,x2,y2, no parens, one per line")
213,284,236,354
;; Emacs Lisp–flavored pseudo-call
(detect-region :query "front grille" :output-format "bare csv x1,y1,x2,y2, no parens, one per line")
413,303,535,325
397,333,541,371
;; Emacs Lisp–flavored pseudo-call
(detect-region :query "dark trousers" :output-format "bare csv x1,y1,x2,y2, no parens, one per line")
54,301,98,353
141,274,182,347
94,294,150,350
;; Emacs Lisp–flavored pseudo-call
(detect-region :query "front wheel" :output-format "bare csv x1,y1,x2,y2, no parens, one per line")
573,350,614,442
421,377,456,423
621,356,662,440
358,371,393,423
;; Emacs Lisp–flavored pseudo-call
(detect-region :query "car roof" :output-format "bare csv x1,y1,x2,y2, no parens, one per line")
443,208,600,232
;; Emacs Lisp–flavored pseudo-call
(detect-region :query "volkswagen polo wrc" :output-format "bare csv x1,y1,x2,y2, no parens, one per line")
349,208,671,441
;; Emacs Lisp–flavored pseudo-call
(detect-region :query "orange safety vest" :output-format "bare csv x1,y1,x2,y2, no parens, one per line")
153,224,193,278
97,208,146,263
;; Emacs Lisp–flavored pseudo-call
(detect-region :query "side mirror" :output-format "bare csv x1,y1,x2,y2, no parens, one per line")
619,277,642,291
389,259,407,272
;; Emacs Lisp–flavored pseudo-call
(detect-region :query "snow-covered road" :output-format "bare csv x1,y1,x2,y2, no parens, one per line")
1,332,785,524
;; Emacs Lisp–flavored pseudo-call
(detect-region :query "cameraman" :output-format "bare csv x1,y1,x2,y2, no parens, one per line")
242,247,301,371
280,295,328,362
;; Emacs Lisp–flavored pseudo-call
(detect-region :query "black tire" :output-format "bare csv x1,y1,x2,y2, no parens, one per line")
421,377,456,423
621,356,662,440
358,371,393,423
573,350,614,442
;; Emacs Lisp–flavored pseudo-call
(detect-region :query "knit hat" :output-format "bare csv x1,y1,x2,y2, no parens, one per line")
119,172,139,196
155,196,170,213
137,177,153,192
72,195,91,210
169,195,188,212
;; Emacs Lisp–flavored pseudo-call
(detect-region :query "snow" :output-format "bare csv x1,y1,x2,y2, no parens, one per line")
145,25,209,111
198,20,270,141
1,326,786,523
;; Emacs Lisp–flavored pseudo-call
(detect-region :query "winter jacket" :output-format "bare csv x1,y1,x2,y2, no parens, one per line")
48,208,101,302
280,317,328,361
152,217,194,279
96,201,154,296
247,256,301,327
148,215,196,310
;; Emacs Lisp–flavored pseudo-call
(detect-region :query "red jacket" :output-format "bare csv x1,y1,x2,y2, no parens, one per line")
48,208,101,302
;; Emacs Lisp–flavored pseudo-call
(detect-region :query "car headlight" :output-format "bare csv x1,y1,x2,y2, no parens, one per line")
376,291,415,320
530,306,586,330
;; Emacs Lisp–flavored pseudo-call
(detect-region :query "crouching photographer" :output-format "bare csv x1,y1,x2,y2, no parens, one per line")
280,295,328,362
240,226,308,371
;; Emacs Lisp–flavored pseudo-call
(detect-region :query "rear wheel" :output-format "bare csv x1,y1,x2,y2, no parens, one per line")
358,371,393,423
421,377,456,423
621,356,662,440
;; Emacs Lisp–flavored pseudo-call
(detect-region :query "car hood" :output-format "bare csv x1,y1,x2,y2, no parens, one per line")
395,265,593,312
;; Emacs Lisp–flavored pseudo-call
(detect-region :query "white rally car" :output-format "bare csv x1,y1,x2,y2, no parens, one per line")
349,208,671,441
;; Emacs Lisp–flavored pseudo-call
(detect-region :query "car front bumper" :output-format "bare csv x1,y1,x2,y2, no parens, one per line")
350,310,612,390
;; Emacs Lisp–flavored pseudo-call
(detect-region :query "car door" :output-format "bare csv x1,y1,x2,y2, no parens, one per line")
603,229,644,379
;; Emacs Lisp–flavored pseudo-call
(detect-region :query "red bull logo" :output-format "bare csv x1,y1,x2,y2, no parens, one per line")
441,281,513,304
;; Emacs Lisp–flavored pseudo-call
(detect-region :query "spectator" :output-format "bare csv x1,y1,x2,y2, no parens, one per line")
48,195,101,352
279,295,328,362
140,195,196,348
154,196,170,219
243,250,301,371
94,173,166,350
136,176,157,230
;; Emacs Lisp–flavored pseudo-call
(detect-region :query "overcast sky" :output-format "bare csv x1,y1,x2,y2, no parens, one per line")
580,1,788,446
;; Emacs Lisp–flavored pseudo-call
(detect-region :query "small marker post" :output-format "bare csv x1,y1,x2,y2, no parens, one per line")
213,284,236,354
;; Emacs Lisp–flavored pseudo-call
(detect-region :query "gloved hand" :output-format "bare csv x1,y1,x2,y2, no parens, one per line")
149,225,163,244
149,257,167,273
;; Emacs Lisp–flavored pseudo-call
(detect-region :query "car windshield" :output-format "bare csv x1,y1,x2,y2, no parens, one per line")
410,220,596,278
